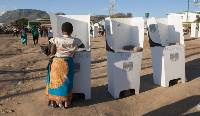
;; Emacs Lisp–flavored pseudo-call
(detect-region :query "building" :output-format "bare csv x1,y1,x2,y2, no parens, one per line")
167,11,200,26
36,18,51,27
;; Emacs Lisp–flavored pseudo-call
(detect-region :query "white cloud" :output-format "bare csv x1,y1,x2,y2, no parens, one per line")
13,7,17,10
0,5,18,16
0,5,6,8
0,10,5,15
102,8,108,11
0,5,6,16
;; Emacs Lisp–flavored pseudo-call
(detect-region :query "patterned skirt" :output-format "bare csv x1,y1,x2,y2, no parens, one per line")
46,57,74,108
21,34,27,44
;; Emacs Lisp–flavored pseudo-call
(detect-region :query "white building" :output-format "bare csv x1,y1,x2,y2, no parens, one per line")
167,11,200,25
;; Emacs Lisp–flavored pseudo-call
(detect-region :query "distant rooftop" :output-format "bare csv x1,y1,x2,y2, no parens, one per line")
36,18,50,21
167,11,200,15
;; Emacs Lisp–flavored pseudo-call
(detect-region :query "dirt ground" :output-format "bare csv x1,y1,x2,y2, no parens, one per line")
0,33,199,116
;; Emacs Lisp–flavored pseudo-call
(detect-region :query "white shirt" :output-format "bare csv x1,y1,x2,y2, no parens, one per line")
49,35,82,57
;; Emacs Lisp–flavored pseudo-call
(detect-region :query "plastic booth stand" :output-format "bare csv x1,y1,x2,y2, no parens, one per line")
49,13,91,99
147,16,185,87
191,23,199,37
105,17,144,99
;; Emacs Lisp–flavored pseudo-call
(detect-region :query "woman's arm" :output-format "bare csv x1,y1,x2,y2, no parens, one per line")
50,44,56,55
78,43,85,48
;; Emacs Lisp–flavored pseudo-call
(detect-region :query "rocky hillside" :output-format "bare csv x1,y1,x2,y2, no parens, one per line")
0,9,49,25
0,9,132,25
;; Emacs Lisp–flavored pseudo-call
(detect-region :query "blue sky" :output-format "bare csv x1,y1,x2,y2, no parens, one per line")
0,0,200,18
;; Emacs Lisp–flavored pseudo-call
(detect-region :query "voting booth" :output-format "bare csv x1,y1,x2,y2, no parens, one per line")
105,17,144,99
92,23,98,38
191,23,199,37
147,16,185,87
49,13,91,99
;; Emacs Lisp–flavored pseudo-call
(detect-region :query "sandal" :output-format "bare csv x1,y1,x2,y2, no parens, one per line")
64,102,74,109
48,100,58,108
197,103,200,111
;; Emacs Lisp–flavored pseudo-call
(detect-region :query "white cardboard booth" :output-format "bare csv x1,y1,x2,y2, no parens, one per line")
105,17,144,99
50,13,91,99
92,24,98,38
191,23,199,37
147,16,185,87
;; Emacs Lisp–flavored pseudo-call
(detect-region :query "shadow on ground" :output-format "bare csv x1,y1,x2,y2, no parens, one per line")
185,47,200,51
184,38,198,41
140,73,159,93
0,68,47,75
143,95,200,116
73,84,114,107
0,87,46,100
91,47,105,50
91,59,107,64
0,75,46,82
185,58,200,81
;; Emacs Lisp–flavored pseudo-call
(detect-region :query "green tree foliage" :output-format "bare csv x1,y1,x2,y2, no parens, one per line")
195,17,200,23
10,18,28,28
55,12,66,15
111,13,133,18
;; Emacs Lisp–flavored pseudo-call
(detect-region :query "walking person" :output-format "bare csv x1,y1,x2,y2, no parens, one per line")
44,27,48,37
40,27,43,37
31,26,39,46
46,22,85,108
13,27,18,37
48,27,53,44
20,27,27,45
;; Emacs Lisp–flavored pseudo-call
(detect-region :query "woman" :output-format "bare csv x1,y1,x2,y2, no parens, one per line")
46,22,85,108
20,27,27,45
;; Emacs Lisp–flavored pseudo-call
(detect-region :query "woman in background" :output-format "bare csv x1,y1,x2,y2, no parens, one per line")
20,27,27,45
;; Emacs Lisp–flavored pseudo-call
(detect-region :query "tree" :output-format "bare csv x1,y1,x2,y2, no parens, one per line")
55,12,66,15
10,18,28,28
195,17,200,23
126,13,132,18
110,13,133,18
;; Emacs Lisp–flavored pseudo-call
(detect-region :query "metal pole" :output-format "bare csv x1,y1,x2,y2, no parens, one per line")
109,0,115,18
187,0,189,22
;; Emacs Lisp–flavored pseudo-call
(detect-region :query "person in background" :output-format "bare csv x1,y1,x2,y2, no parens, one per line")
20,27,27,45
31,26,39,46
100,26,104,36
24,26,28,33
188,27,191,35
48,27,53,44
13,27,18,37
46,22,85,109
40,27,43,37
44,27,48,37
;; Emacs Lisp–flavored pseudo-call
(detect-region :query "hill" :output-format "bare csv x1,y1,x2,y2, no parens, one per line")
0,9,133,25
0,9,49,25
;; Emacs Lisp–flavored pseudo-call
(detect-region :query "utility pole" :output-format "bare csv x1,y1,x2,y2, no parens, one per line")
109,0,115,17
187,0,189,22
